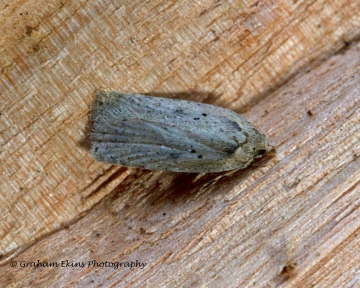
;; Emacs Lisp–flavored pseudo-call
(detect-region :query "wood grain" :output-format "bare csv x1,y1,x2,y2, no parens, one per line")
1,0,359,287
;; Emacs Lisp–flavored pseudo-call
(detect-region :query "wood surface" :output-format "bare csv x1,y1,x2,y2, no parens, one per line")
1,0,359,287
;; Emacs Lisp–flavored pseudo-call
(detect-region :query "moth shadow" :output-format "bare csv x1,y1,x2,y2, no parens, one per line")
108,148,274,205
163,152,274,202
79,111,93,151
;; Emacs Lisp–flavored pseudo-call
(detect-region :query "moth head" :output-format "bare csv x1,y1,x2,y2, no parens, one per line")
255,137,276,158
256,149,267,156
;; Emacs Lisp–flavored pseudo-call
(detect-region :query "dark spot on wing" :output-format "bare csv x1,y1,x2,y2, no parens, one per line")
174,108,184,114
222,143,239,155
228,120,242,132
170,153,181,159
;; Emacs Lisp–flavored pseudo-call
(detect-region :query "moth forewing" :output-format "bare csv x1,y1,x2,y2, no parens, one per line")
90,90,273,173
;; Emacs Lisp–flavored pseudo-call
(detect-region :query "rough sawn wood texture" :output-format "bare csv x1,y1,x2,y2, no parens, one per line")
0,0,359,287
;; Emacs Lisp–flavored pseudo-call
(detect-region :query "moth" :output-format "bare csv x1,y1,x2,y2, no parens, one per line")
90,90,274,173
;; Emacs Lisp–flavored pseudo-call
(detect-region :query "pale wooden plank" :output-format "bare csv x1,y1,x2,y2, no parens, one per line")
1,0,359,286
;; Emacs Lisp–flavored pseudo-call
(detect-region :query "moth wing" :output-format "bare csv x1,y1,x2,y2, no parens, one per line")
91,91,253,172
